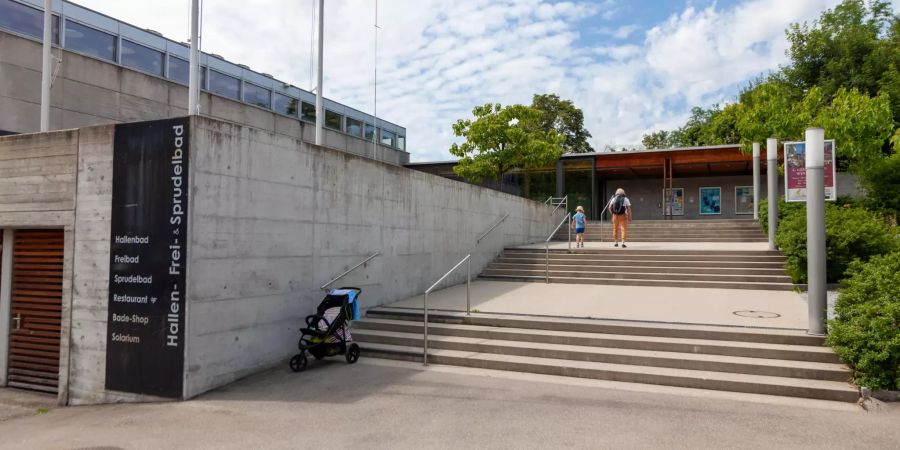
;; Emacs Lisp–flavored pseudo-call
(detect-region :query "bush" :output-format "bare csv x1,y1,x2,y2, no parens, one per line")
827,252,900,390
859,153,900,222
758,198,804,235
775,203,898,283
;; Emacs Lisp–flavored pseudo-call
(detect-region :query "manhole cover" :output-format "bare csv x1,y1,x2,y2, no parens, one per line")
733,310,781,318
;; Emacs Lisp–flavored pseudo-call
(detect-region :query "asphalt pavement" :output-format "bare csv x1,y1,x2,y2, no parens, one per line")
0,358,897,450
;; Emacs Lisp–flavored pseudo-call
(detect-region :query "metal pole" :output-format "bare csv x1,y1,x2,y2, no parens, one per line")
314,0,325,146
806,128,827,335
466,258,471,316
545,240,550,284
567,215,571,253
39,0,52,131
423,292,428,366
766,138,779,250
752,142,760,220
188,0,200,115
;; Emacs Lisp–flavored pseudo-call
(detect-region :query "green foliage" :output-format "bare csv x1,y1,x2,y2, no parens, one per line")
449,103,565,185
827,251,900,390
859,153,900,219
531,94,594,154
641,130,673,149
784,0,900,120
775,202,898,283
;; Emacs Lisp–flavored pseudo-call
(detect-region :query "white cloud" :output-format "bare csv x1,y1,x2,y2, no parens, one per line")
75,0,844,161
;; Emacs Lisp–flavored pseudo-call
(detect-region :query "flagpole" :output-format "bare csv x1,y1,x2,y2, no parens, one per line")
40,0,52,131
188,0,200,115
314,0,324,146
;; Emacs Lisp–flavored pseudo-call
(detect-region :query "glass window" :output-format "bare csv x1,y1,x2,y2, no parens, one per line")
364,123,375,140
243,83,271,109
168,55,189,84
397,135,406,151
325,110,343,131
381,129,396,147
0,0,59,43
346,118,363,137
273,93,298,116
301,102,315,122
64,20,116,61
168,58,207,88
121,39,164,76
208,70,240,99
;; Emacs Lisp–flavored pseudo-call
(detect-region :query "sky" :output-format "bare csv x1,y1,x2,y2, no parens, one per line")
73,0,889,161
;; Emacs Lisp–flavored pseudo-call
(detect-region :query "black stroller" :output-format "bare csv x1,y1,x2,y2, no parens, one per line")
289,287,361,372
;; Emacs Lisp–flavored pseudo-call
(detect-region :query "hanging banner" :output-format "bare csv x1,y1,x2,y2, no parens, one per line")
106,118,189,398
784,139,836,202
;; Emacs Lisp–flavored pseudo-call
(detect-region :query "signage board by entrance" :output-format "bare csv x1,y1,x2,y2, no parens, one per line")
106,118,189,398
784,139,836,202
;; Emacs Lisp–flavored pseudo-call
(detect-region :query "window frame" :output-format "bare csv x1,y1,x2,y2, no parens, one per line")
243,81,272,110
63,18,118,62
324,109,343,131
207,68,241,100
120,38,165,77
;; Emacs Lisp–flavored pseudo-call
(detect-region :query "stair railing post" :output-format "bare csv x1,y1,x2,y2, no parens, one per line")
466,258,471,316
546,239,550,284
567,215,571,253
423,292,429,366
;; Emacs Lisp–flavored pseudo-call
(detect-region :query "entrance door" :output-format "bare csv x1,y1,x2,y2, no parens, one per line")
7,229,64,394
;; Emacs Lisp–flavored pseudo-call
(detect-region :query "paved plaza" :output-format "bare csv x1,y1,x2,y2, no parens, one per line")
388,280,809,329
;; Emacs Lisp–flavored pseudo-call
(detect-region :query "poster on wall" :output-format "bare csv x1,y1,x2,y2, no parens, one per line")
699,187,721,215
735,186,754,215
784,139,836,202
106,118,189,398
664,188,684,216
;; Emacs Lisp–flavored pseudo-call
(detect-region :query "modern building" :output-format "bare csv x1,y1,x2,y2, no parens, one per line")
408,144,863,220
0,0,409,164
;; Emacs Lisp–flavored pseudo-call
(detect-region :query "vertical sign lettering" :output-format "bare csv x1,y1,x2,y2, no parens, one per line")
106,118,188,398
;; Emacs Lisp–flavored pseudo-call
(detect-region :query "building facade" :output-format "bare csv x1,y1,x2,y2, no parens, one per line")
408,144,863,221
0,0,409,164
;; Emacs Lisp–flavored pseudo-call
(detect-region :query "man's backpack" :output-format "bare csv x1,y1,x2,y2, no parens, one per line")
611,195,627,215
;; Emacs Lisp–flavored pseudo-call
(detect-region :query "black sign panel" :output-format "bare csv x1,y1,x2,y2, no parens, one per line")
106,117,189,398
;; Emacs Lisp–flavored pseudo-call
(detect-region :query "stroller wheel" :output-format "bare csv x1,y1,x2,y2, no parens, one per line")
345,343,360,364
289,353,308,372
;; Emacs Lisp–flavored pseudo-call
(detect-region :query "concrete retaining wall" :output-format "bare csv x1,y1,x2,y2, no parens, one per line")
0,117,556,404
184,117,555,396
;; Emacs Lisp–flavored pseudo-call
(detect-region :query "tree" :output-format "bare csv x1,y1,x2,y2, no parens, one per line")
449,103,565,188
531,94,594,153
641,130,672,149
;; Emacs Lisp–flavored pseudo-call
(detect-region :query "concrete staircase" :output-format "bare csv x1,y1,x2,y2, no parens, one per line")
480,248,795,290
553,219,767,242
354,308,859,402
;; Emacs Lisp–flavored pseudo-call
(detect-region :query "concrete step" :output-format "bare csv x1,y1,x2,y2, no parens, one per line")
500,252,787,263
482,267,794,284
488,262,788,276
479,274,796,290
365,308,825,345
360,343,859,402
496,257,786,269
355,318,842,363
353,329,850,381
552,238,770,243
504,248,785,257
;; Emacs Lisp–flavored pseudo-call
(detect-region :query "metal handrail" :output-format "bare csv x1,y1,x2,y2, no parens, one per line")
320,252,380,290
476,213,510,245
423,254,472,366
597,196,615,243
549,195,568,215
545,213,571,283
